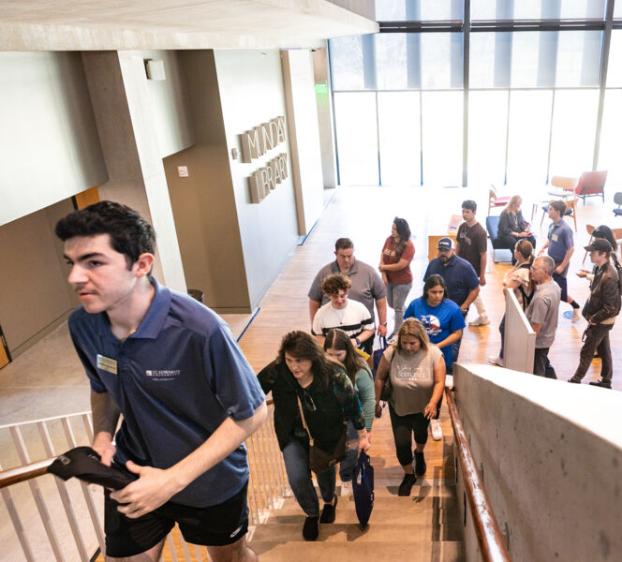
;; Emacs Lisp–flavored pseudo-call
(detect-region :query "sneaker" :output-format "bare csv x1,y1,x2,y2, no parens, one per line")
414,452,426,476
589,380,612,389
320,495,338,524
572,309,581,322
302,516,319,541
469,316,490,327
398,473,417,496
430,419,443,441
488,355,504,367
340,481,352,497
568,377,581,384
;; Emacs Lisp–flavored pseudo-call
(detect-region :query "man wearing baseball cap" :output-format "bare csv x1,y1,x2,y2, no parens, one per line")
424,237,480,317
569,238,621,388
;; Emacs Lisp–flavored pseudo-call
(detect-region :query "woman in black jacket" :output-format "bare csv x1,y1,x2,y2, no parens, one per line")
258,331,370,541
498,195,536,252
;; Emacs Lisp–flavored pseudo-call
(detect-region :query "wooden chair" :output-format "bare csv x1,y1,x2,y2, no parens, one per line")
540,196,578,232
488,185,511,215
550,175,578,192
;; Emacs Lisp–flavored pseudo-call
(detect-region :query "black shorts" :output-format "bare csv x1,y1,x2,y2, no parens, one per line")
104,481,249,558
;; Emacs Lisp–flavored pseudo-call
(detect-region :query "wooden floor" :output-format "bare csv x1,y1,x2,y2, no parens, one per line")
238,184,621,387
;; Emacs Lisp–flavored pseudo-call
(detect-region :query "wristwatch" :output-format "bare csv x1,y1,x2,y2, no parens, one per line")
380,321,388,327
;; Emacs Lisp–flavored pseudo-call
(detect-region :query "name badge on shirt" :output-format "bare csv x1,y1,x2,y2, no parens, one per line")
97,354,118,375
551,234,559,242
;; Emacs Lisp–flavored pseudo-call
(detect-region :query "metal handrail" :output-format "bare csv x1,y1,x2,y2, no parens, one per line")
446,388,512,562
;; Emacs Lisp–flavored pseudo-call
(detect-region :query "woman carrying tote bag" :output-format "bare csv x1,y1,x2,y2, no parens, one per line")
258,331,370,541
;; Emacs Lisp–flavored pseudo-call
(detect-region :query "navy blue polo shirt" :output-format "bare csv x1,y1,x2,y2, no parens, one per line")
547,219,573,265
68,279,265,508
424,255,479,307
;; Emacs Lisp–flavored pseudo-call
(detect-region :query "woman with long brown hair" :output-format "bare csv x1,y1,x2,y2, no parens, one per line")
379,217,415,333
323,329,375,492
258,331,370,541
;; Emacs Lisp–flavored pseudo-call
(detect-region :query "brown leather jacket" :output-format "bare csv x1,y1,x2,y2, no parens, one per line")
582,261,621,324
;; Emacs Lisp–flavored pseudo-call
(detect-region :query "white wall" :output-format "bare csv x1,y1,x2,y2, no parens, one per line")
454,364,622,562
214,49,299,309
0,52,107,226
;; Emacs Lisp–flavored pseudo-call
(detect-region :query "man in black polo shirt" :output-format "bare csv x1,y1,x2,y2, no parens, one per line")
456,200,489,326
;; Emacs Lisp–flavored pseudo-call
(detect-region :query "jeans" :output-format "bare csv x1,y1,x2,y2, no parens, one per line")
533,347,557,379
387,282,412,333
338,422,360,482
282,439,336,517
389,405,430,467
572,324,613,383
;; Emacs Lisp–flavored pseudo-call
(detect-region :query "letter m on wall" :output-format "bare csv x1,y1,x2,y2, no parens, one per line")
240,128,261,163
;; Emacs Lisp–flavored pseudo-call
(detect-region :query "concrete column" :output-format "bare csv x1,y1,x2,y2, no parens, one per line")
81,51,187,292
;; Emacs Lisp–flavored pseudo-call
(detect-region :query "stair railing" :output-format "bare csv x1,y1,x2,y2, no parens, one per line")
0,400,287,561
446,389,512,562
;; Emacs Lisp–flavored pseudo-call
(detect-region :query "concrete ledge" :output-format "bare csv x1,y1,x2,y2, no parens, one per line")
453,363,622,562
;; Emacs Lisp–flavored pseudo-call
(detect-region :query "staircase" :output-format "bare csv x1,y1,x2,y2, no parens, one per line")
250,412,465,562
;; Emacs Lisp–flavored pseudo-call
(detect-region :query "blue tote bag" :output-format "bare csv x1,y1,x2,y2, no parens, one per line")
352,451,374,528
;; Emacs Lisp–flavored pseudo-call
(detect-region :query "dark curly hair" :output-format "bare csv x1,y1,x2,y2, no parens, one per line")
321,273,352,296
55,201,156,268
393,217,411,256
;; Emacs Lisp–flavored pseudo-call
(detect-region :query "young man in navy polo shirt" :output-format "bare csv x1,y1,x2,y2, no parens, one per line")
538,200,581,322
55,201,267,562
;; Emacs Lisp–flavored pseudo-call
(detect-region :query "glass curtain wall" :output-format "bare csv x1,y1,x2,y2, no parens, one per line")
329,0,619,189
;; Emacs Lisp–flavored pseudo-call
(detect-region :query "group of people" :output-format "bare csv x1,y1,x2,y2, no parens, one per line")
54,197,620,560
493,197,621,386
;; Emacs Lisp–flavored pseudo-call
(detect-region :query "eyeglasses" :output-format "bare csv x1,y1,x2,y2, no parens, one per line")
302,391,316,412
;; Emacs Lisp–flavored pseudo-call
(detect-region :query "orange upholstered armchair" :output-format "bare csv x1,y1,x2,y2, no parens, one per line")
574,171,607,204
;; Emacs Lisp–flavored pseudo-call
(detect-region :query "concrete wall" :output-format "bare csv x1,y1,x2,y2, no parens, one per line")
454,363,622,562
0,199,77,355
214,49,299,309
81,51,187,292
164,50,250,312
281,49,325,235
0,52,108,226
140,50,194,158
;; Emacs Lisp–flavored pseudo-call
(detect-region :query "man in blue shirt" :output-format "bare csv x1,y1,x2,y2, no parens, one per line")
55,201,267,562
424,238,480,315
538,200,580,322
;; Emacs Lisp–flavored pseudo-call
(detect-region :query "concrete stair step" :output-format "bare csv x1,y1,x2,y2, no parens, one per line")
252,540,439,562
251,539,465,562
252,521,434,544
273,496,436,524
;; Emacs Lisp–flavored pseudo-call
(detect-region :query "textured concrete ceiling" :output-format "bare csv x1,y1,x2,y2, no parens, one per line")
0,0,378,51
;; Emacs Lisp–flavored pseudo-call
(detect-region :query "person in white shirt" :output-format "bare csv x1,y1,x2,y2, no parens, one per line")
312,273,375,351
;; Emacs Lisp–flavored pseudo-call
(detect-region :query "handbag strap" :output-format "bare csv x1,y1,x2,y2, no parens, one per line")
296,395,315,447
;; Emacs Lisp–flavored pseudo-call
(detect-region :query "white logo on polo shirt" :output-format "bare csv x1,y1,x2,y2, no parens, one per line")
145,370,181,381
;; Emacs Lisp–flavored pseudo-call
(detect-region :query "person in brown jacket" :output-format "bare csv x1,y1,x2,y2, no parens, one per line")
569,239,621,389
